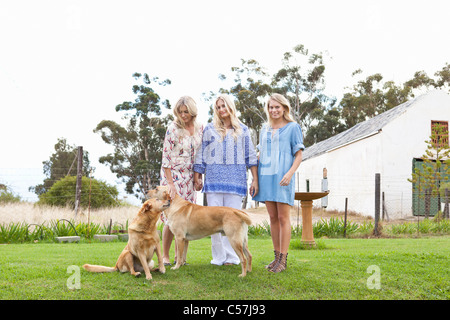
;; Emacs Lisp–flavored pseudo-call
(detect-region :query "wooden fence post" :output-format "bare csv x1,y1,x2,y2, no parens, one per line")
382,192,389,221
74,146,83,217
374,173,381,236
343,197,348,237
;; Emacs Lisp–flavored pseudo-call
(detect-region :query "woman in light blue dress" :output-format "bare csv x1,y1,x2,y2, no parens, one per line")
253,93,304,273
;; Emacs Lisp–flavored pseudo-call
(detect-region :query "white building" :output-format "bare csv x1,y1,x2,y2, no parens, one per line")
297,90,450,218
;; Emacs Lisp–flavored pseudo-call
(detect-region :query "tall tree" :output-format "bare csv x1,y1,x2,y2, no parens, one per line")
94,73,172,201
272,44,334,135
404,63,450,94
303,104,345,146
29,138,91,196
339,69,414,129
216,45,334,146
434,63,450,92
340,70,386,128
339,63,449,132
216,59,272,139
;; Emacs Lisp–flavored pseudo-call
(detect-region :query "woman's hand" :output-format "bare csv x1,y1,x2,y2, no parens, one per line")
279,151,302,187
168,183,177,199
279,171,294,186
194,179,203,191
249,179,258,197
194,173,203,191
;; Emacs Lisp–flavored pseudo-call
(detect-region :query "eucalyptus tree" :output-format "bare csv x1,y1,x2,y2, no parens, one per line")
215,58,272,140
271,44,334,137
338,63,450,131
216,45,335,147
94,73,172,201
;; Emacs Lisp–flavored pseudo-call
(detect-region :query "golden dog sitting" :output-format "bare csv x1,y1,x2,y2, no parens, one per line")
83,198,169,280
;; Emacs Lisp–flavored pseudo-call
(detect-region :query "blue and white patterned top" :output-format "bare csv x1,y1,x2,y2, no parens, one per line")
193,122,258,197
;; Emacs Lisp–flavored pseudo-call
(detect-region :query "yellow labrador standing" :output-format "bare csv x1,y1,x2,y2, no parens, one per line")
147,186,252,277
83,198,169,280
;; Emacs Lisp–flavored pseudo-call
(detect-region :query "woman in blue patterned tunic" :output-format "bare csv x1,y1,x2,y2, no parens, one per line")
194,94,258,266
253,93,304,273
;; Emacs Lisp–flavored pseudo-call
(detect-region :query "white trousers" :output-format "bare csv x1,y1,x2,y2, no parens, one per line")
206,193,242,266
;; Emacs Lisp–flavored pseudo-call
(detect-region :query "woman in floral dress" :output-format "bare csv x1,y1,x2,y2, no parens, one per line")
160,96,203,266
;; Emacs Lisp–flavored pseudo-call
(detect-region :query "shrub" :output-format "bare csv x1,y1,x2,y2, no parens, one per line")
0,219,130,243
0,187,21,204
0,222,29,243
37,176,119,209
313,217,359,238
386,218,450,235
248,220,271,236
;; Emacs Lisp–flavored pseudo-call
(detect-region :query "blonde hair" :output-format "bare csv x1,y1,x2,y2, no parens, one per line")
212,94,242,141
265,93,295,126
173,96,199,131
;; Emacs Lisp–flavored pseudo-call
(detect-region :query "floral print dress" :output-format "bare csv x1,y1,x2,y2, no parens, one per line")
160,121,203,222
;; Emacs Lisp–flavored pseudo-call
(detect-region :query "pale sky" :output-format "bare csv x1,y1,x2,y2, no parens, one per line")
1,0,449,204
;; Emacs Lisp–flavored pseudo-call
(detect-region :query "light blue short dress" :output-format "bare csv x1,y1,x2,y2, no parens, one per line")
252,122,305,206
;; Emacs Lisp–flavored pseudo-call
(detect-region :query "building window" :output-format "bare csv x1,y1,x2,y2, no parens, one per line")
431,120,449,148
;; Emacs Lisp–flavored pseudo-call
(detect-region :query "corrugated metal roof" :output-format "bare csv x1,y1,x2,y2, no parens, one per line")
303,96,419,161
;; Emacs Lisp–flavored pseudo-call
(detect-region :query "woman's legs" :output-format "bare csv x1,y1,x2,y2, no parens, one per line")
207,193,226,265
266,201,291,272
266,201,281,252
276,202,291,254
207,193,241,265
266,201,291,253
222,194,242,265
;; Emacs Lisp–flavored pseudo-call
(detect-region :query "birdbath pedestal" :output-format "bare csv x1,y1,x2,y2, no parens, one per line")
295,192,329,247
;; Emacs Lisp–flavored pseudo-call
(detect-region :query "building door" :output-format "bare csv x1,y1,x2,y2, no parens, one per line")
412,158,444,216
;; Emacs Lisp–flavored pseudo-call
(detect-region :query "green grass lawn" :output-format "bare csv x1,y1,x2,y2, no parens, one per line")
0,236,449,300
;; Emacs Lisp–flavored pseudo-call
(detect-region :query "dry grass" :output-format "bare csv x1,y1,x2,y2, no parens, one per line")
1,201,409,229
0,202,140,226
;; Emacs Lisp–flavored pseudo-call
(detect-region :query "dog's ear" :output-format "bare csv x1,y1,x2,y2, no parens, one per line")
145,201,152,211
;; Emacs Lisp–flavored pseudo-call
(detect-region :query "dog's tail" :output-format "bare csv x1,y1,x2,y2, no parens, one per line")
82,264,117,273
233,210,252,226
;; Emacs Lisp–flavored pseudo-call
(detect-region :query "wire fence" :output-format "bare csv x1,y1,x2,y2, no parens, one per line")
1,168,449,220
292,172,449,219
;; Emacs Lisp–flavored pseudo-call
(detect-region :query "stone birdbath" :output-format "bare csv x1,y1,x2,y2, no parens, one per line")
295,192,329,246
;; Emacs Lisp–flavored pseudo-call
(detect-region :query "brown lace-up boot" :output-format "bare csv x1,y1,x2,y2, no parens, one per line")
269,252,288,273
265,250,280,270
